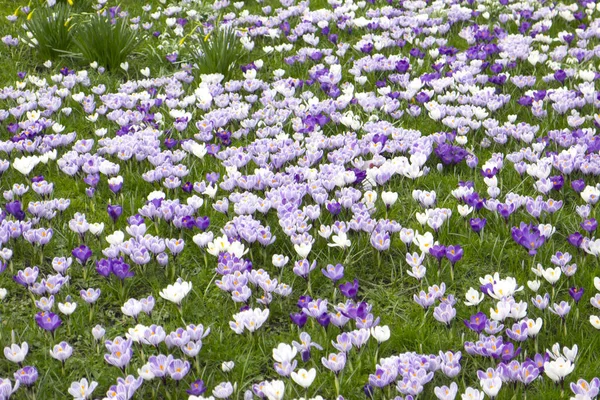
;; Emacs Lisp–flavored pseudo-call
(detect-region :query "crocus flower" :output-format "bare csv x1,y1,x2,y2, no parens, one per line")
470,218,487,233
35,312,62,333
107,204,123,222
187,379,207,396
13,366,37,387
544,358,574,384
159,279,192,306
0,378,19,399
67,378,97,399
445,245,463,265
322,264,344,283
339,279,359,299
321,352,346,375
568,287,584,303
72,245,92,265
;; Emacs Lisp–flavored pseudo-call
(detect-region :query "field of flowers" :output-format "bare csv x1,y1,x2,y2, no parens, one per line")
0,0,599,398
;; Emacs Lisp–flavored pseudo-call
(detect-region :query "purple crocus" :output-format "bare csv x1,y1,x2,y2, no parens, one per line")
429,245,447,264
14,366,38,387
339,279,359,299
112,259,134,280
326,202,342,216
166,53,178,63
511,223,545,255
433,302,456,326
470,218,487,233
568,287,584,304
571,179,586,193
321,264,344,283
445,245,463,265
506,321,528,342
518,361,540,386
464,312,487,333
290,312,308,328
96,259,112,278
581,219,597,233
107,204,123,222
167,359,190,380
72,245,92,264
5,201,25,220
554,69,567,83
187,379,207,396
567,232,583,249
35,311,62,333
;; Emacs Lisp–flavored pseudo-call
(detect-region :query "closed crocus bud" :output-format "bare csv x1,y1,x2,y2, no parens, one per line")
221,361,234,372
106,231,125,245
527,280,540,292
294,243,312,258
272,254,289,268
88,223,104,236
381,191,398,207
156,252,169,266
138,363,155,380
0,288,7,300
370,325,391,343
563,345,578,362
193,232,213,248
594,277,600,291
92,325,105,341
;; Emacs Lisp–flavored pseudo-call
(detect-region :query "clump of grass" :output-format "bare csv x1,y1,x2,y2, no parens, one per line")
52,0,94,11
73,14,141,72
24,4,74,60
195,25,245,80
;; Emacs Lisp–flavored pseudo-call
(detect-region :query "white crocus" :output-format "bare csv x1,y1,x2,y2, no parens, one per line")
106,231,125,245
4,342,28,363
328,231,351,249
272,343,297,363
544,357,574,383
542,267,561,285
464,288,484,306
89,223,104,236
291,368,316,388
58,301,77,315
381,191,398,207
413,231,437,254
370,325,391,343
294,243,312,258
159,279,192,305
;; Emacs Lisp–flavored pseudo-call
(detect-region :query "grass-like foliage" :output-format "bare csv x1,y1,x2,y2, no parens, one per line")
24,4,74,60
73,14,140,72
52,0,94,11
195,26,245,80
